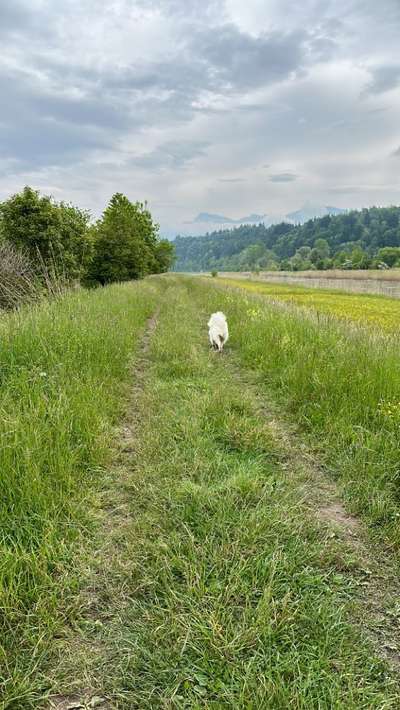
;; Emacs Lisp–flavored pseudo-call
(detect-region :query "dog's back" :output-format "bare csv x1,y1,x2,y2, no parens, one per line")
208,312,229,351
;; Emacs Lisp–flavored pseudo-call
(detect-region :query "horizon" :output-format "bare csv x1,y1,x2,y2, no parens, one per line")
1,1,399,238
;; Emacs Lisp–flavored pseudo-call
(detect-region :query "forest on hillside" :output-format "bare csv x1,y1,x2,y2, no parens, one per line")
173,206,400,272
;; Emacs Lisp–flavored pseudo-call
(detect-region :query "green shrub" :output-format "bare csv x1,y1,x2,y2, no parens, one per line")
0,186,91,281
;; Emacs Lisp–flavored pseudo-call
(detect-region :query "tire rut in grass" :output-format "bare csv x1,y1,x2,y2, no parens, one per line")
46,310,160,710
224,356,400,673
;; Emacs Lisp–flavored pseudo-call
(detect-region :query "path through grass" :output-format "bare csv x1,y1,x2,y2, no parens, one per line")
44,279,400,708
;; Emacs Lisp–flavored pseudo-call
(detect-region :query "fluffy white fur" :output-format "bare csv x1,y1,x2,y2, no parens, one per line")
208,311,229,352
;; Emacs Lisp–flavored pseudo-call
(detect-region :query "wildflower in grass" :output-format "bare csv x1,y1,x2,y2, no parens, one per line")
218,277,400,332
377,399,400,425
247,307,261,320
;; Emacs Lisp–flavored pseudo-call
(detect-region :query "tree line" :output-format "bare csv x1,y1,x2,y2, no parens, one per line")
173,206,400,272
0,187,175,297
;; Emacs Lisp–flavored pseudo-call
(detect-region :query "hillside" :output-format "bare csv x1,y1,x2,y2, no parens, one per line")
173,205,400,272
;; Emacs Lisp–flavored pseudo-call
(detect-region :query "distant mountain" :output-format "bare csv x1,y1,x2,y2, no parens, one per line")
285,204,346,224
182,206,345,232
168,204,345,241
191,212,267,225
192,212,233,224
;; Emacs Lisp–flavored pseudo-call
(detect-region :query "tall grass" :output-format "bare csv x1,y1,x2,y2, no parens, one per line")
48,279,399,708
0,280,161,705
189,278,400,547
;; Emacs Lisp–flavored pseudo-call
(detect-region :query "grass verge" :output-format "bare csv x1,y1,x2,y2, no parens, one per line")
0,280,162,708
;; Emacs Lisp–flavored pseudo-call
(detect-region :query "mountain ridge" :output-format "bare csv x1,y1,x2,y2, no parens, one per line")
179,204,346,235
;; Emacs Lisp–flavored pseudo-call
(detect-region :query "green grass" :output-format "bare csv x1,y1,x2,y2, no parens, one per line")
215,277,400,331
190,277,400,548
45,279,399,708
0,280,163,707
4,275,400,707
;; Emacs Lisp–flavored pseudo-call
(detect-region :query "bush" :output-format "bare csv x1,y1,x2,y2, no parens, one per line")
0,186,91,282
0,242,40,309
0,241,67,309
211,270,218,278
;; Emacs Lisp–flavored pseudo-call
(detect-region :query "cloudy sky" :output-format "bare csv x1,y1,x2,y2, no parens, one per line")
1,0,399,236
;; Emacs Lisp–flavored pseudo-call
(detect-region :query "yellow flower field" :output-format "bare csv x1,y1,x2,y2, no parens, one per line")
215,277,400,332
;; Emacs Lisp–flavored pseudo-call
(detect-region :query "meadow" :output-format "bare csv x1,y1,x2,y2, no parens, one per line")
0,279,163,706
215,276,400,331
2,275,400,708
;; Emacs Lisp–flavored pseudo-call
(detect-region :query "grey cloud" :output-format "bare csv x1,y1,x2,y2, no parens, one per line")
0,0,58,42
0,66,130,168
306,35,338,62
269,173,299,182
130,141,209,170
0,3,344,179
320,17,344,35
218,178,246,183
0,119,106,168
366,65,400,94
0,0,399,230
0,17,310,172
98,23,307,99
192,24,307,90
0,1,36,34
328,186,365,194
134,0,223,19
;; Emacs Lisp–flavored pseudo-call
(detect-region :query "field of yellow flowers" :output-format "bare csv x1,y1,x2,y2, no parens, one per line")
216,277,400,332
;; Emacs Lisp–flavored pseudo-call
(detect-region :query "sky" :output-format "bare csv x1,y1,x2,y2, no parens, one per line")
1,0,400,237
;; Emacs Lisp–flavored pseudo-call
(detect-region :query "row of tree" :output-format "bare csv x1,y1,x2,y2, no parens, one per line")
0,187,175,287
173,206,400,272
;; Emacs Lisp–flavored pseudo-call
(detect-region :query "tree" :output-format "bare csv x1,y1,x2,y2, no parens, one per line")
376,247,400,268
297,245,312,259
153,239,175,273
87,193,159,285
0,186,91,280
350,247,371,269
313,238,330,258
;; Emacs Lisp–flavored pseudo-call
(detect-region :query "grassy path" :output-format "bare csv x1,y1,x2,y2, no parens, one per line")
43,279,400,708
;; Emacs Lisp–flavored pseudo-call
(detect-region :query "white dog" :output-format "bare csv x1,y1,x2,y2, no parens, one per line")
208,312,229,352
